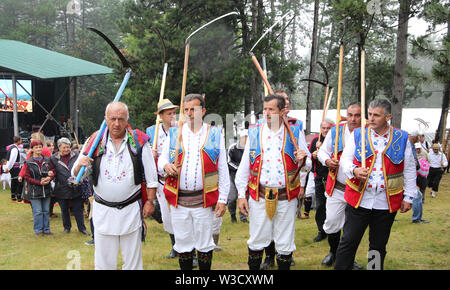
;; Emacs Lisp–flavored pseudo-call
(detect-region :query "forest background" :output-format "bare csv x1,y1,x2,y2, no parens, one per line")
0,0,448,142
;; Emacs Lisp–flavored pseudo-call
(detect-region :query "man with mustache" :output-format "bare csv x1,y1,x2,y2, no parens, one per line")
334,99,416,270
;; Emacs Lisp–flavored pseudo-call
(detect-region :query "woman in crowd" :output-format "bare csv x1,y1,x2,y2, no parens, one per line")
22,140,55,236
51,137,89,235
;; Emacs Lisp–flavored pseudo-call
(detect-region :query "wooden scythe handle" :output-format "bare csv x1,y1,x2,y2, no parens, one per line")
174,41,190,171
360,49,366,169
334,43,344,161
153,63,168,151
251,53,304,184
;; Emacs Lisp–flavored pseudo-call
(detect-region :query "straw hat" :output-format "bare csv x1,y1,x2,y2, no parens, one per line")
431,143,441,149
155,99,179,114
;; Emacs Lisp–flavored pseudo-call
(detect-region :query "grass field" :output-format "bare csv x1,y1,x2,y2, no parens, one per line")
0,174,449,270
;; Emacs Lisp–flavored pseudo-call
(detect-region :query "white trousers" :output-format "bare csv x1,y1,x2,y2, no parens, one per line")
247,197,298,255
305,171,315,198
323,189,347,234
94,228,143,270
156,183,173,234
170,205,215,253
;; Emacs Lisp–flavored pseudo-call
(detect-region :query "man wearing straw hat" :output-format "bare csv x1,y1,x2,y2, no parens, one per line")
335,99,417,270
146,99,178,259
235,94,311,270
158,93,230,270
427,143,448,198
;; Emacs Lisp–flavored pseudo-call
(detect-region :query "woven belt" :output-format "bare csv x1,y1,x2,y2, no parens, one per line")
259,185,288,201
334,180,347,192
178,189,203,208
178,189,203,196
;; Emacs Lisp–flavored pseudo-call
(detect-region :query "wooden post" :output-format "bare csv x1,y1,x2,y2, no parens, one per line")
12,74,18,136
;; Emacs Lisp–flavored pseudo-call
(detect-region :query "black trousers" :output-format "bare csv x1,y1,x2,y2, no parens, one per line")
427,167,443,192
227,171,247,221
9,167,23,200
314,176,327,235
58,196,86,232
334,204,397,270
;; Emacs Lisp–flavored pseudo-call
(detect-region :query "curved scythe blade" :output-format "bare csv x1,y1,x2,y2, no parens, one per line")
300,78,330,88
250,10,294,53
186,11,239,44
316,61,329,85
151,26,166,66
87,27,130,69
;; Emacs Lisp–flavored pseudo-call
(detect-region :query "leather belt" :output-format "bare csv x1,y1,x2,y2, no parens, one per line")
259,185,288,201
94,189,141,210
158,175,167,185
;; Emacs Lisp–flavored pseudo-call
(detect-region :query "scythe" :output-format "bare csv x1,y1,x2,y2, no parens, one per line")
75,28,131,183
173,11,239,170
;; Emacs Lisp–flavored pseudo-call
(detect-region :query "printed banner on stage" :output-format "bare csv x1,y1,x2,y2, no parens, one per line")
0,79,33,112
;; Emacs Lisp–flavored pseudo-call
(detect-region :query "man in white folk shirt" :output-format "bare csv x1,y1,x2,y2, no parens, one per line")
427,143,448,198
158,93,230,270
146,99,179,259
334,99,416,270
5,136,23,202
317,102,363,269
235,94,311,270
72,101,158,270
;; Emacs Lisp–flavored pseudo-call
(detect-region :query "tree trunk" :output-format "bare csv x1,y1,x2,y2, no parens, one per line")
391,0,410,128
434,83,449,143
236,1,251,117
305,0,319,134
290,0,298,60
434,17,450,143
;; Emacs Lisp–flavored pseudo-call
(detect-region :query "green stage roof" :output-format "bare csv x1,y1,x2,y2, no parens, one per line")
0,39,113,79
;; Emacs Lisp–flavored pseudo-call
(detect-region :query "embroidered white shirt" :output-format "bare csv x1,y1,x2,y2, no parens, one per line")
158,123,230,204
318,124,352,201
153,123,169,158
235,122,311,199
72,134,158,235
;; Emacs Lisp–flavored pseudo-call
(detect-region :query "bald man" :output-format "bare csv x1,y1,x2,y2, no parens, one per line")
72,101,158,270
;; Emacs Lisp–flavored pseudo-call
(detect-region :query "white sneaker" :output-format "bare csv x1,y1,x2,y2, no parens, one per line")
431,191,436,198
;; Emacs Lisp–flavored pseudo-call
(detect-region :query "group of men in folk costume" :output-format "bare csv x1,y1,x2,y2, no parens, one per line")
72,89,416,270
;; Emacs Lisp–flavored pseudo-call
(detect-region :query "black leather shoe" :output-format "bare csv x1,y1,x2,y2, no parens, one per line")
321,252,335,266
313,232,327,242
167,248,177,259
353,261,363,270
260,256,275,270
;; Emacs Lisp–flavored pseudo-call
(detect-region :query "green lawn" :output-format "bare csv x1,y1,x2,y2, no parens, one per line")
0,173,449,270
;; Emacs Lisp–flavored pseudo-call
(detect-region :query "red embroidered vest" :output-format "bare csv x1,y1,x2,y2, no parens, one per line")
247,123,302,201
325,123,346,196
163,125,221,208
345,127,409,213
